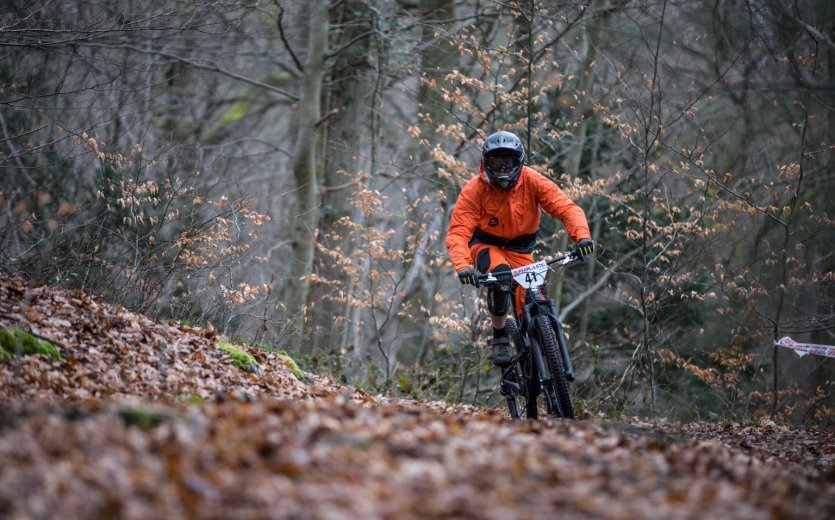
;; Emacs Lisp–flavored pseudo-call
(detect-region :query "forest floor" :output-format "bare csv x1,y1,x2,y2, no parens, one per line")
1,272,833,519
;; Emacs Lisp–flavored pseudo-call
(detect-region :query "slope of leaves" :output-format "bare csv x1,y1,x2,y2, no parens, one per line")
0,273,310,403
0,273,833,519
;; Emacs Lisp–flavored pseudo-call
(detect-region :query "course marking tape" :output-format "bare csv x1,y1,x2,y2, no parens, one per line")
774,336,835,358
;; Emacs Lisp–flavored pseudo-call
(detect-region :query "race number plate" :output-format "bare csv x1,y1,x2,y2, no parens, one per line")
512,261,548,289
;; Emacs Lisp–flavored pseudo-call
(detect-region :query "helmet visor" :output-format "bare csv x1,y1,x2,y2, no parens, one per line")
485,155,521,173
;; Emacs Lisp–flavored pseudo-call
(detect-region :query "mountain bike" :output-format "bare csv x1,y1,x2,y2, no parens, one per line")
478,250,582,419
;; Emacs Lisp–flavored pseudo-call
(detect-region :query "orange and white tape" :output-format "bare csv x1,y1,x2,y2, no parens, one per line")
775,337,835,358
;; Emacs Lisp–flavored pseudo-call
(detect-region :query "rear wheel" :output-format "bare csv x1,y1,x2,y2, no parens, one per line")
502,380,522,419
500,363,522,419
502,319,523,419
535,315,575,419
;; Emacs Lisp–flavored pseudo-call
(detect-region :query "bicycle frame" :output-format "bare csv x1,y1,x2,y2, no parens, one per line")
482,252,577,381
479,251,580,418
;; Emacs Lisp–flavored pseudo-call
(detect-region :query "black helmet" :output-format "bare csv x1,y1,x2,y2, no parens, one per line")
481,130,525,191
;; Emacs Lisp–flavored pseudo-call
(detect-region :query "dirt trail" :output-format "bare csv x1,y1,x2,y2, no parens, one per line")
1,273,832,519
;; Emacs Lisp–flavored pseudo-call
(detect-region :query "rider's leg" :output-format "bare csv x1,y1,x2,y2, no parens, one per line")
475,248,514,366
470,245,537,366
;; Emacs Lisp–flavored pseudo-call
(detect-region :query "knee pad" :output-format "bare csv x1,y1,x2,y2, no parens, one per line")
487,287,510,316
486,263,512,316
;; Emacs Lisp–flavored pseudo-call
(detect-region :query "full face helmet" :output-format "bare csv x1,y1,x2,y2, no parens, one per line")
481,130,525,191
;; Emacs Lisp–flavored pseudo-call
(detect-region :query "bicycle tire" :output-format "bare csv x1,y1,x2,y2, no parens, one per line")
529,324,560,416
504,387,522,419
535,315,575,419
506,317,535,419
500,361,522,419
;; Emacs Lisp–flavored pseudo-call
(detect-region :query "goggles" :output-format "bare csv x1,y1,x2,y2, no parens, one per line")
485,155,521,173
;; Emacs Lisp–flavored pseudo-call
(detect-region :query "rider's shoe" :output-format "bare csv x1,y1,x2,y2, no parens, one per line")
490,336,513,366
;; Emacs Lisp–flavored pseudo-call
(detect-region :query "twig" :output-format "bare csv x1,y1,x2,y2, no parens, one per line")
275,1,304,72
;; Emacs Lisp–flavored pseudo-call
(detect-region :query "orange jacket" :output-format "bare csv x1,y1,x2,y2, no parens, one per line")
446,165,591,272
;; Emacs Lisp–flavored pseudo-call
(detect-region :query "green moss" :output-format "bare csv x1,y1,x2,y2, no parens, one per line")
230,338,307,382
0,329,15,354
275,351,307,382
186,394,206,405
219,342,262,373
119,407,168,429
0,327,60,361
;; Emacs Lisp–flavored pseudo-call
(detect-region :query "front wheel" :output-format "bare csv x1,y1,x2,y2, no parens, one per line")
535,315,575,419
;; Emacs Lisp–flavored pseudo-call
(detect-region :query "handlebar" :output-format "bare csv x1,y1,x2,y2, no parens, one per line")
475,249,581,286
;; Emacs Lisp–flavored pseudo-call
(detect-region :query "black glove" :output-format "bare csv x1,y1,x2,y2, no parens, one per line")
574,238,595,259
457,268,479,286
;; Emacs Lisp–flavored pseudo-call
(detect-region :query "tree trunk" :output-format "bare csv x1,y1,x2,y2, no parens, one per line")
311,0,375,356
283,0,330,331
412,0,458,371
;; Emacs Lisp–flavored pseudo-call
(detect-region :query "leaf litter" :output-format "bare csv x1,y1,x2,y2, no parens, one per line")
0,272,832,519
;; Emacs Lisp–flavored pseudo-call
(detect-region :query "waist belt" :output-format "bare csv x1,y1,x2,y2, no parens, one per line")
469,228,538,254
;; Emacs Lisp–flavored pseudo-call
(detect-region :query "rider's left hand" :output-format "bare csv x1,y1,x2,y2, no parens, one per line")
574,238,595,260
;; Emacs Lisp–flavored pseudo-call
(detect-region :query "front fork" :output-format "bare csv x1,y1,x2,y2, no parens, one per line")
520,293,575,383
521,294,551,388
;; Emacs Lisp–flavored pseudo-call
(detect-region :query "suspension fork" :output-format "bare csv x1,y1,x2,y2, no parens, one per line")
522,288,551,385
547,300,575,382
527,320,550,386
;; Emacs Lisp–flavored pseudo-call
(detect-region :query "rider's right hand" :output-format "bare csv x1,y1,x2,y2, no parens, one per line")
457,268,479,286
574,238,595,260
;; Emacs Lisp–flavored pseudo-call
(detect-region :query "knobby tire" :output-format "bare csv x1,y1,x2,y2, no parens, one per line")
502,319,521,419
500,362,522,419
535,315,575,419
504,388,522,419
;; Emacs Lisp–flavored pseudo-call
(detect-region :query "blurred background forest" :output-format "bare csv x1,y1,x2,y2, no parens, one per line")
1,0,833,425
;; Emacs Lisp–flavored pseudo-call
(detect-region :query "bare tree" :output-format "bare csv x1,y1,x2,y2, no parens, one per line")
281,0,330,331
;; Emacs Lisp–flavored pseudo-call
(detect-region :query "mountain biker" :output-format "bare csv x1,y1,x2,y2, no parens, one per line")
446,130,594,369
